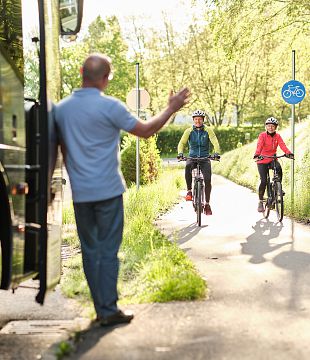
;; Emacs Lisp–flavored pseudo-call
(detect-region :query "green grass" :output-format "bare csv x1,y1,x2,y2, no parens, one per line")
212,121,310,222
61,168,207,312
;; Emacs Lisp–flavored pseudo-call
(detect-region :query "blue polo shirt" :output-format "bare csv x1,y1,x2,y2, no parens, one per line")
55,88,138,202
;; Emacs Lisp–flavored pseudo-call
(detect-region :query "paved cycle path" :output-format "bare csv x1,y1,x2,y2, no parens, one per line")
64,174,310,360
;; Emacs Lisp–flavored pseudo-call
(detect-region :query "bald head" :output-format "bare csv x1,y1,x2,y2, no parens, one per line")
82,54,112,89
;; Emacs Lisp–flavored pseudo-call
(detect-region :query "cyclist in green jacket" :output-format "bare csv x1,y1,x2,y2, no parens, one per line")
177,110,220,215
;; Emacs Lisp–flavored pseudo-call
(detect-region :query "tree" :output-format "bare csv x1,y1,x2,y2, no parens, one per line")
60,42,89,98
60,16,135,101
84,16,135,101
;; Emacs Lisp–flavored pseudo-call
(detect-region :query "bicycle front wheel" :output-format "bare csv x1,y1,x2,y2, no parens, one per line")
274,181,284,222
263,182,272,219
196,181,203,226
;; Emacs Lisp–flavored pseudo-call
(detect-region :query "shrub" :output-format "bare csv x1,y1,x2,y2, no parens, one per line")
120,134,162,186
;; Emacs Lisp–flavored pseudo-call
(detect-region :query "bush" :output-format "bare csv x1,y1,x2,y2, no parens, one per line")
120,134,162,186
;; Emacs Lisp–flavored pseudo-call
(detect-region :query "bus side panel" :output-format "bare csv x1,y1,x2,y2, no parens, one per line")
0,168,13,289
0,47,26,288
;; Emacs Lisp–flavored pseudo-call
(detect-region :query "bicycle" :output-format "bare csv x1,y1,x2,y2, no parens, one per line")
179,155,220,226
257,154,294,222
282,85,304,99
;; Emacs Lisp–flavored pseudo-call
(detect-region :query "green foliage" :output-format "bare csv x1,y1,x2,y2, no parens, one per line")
84,16,135,101
120,134,162,186
123,243,206,302
120,169,206,302
60,16,134,101
124,1,309,124
62,254,91,301
60,42,89,98
24,49,39,99
157,124,189,155
213,121,310,221
55,341,73,360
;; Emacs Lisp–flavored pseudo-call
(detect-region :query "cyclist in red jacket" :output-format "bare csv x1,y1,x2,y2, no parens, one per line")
253,117,294,213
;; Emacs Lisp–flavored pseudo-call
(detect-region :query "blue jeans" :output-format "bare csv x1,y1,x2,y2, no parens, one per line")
73,195,124,318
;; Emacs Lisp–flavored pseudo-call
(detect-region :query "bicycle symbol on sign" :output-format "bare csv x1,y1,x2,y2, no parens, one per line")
282,85,305,99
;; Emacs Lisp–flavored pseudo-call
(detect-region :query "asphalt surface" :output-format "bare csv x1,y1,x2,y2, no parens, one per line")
0,282,89,360
64,174,310,360
1,172,309,359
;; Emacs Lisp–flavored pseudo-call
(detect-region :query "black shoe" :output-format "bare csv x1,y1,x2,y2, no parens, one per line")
204,203,212,215
98,310,134,327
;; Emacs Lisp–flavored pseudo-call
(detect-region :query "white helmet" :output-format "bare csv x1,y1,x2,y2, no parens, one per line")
192,110,205,118
265,117,278,126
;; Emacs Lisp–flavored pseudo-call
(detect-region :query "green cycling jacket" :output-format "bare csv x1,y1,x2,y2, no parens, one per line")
177,125,220,157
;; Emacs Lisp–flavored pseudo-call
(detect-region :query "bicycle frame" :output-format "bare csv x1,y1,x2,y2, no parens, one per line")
192,161,205,226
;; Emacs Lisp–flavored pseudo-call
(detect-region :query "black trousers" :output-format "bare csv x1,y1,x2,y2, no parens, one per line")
257,161,283,201
185,158,212,202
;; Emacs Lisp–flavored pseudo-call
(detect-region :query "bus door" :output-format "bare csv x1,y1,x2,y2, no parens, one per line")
33,0,84,304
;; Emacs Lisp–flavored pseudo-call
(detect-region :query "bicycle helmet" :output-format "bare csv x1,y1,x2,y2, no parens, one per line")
192,110,205,118
265,117,278,126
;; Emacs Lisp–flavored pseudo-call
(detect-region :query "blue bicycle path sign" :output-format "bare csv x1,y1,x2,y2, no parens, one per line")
281,80,306,104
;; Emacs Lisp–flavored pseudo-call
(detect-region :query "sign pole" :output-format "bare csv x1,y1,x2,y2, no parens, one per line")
136,63,140,190
281,52,305,216
291,50,295,212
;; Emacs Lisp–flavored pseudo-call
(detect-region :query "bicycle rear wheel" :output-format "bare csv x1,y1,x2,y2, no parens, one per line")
196,182,202,226
274,181,284,222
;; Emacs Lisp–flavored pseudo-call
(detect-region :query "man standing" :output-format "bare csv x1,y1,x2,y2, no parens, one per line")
55,53,190,326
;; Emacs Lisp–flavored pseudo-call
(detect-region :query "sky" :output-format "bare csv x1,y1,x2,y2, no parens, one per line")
21,0,206,53
81,0,206,33
22,0,206,40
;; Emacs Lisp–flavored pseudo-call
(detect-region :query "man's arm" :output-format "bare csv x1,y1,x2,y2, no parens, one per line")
129,88,190,139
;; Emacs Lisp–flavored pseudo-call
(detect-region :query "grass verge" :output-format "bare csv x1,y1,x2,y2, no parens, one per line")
61,168,207,313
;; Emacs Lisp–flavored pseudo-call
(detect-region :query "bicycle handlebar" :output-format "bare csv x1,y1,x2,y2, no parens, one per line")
257,154,294,160
178,155,220,162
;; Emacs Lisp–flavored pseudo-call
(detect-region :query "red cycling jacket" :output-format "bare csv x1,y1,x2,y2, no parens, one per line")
254,132,291,164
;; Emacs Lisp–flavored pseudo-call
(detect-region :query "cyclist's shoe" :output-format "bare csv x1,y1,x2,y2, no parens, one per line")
282,190,285,196
204,203,212,215
257,201,264,213
185,191,192,201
